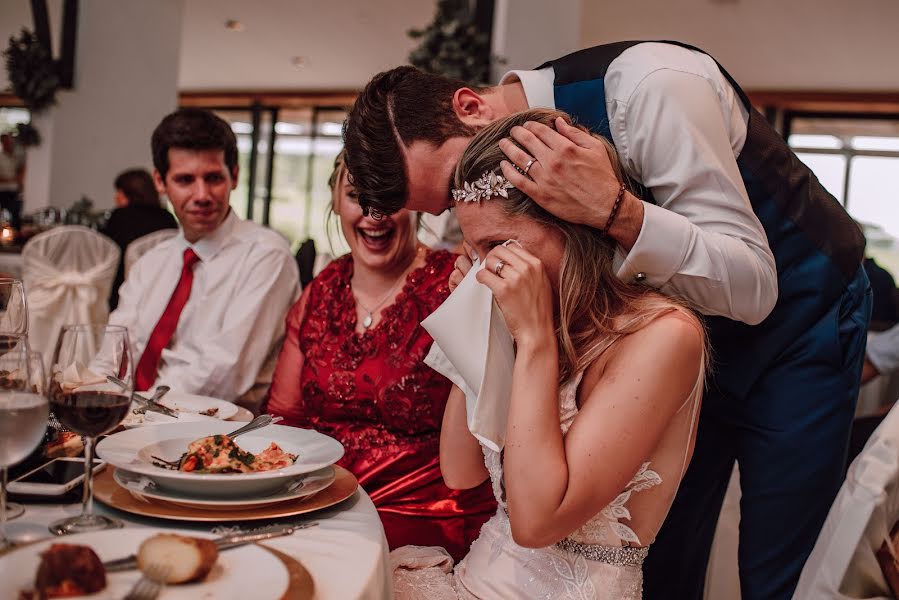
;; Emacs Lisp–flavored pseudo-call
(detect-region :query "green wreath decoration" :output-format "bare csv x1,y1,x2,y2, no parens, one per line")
408,0,492,85
4,28,60,114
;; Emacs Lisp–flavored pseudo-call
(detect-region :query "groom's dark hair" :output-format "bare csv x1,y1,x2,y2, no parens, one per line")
343,66,478,217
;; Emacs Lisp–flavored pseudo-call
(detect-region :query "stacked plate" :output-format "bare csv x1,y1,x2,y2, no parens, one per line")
95,421,346,510
120,392,240,428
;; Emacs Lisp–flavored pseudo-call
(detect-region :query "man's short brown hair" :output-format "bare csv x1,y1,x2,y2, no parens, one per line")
151,108,237,180
343,66,476,217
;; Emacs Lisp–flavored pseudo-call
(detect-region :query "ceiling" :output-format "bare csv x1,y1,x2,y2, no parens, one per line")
177,0,436,91
1,0,438,92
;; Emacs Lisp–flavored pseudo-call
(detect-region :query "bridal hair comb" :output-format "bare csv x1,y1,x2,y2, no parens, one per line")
452,170,515,203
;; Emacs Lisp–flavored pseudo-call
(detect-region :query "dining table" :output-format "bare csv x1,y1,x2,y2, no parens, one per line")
4,407,393,599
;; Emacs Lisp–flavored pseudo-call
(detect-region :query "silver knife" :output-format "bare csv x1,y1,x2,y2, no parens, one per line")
103,523,316,572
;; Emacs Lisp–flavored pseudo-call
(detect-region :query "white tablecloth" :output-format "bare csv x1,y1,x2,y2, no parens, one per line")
11,487,392,599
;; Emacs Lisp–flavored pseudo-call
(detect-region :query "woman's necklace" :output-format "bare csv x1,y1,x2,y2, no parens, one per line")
352,247,425,330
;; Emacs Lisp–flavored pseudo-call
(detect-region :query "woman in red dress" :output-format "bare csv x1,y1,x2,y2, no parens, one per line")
266,152,495,560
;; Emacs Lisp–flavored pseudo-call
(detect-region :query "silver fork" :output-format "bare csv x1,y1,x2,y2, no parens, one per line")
124,562,170,600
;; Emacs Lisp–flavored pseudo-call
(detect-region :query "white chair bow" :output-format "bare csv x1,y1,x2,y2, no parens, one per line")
23,226,120,365
793,405,899,599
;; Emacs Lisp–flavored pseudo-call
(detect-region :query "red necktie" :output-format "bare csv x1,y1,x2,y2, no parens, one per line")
134,248,201,391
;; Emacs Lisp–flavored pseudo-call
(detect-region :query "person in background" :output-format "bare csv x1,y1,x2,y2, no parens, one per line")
101,168,178,309
864,255,898,326
0,133,25,229
109,108,299,412
265,151,495,560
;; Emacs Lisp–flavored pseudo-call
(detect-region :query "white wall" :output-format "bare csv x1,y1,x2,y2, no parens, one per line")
579,0,899,91
491,0,584,81
22,0,183,212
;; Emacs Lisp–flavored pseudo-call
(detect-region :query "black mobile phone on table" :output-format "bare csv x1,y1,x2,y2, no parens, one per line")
8,457,106,496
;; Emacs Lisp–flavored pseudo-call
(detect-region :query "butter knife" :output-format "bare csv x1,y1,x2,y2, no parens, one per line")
103,522,316,572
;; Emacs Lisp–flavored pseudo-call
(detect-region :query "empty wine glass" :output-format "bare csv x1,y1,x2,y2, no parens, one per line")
49,324,132,535
0,347,48,550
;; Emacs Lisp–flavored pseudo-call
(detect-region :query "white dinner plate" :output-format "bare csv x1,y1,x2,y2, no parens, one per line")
96,422,344,498
0,527,289,600
113,465,337,510
121,392,239,427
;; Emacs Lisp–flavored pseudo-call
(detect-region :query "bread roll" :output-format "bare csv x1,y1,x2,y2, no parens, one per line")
136,534,219,584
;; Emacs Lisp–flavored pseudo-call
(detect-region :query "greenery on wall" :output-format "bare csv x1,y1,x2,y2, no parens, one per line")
408,0,493,85
4,29,60,114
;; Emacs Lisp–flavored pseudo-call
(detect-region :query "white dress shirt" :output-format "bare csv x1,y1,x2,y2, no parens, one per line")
502,42,778,325
867,324,899,375
109,210,300,410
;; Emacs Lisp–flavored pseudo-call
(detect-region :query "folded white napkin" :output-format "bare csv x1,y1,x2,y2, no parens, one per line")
422,259,515,452
57,362,112,393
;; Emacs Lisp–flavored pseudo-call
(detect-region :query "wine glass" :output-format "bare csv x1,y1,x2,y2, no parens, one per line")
49,324,132,535
0,347,48,549
0,279,28,344
0,280,29,524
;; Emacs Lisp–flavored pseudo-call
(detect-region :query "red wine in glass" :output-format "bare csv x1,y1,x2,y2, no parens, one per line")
50,391,131,437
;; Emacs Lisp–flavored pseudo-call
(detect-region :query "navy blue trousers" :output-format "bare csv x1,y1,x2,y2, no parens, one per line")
644,267,871,600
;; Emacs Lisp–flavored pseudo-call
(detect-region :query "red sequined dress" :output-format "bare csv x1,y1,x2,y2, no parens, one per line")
267,250,496,560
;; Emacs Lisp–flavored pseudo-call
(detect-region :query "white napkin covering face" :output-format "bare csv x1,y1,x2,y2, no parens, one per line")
422,259,515,451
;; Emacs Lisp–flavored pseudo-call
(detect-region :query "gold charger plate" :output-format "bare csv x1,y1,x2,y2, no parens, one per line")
93,465,358,522
264,545,315,600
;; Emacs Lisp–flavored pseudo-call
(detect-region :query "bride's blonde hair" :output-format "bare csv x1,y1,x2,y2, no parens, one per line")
454,108,707,384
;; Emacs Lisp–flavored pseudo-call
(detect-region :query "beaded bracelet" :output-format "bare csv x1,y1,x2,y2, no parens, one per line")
601,182,627,236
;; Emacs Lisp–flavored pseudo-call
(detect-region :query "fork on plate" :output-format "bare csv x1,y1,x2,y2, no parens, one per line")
124,562,170,600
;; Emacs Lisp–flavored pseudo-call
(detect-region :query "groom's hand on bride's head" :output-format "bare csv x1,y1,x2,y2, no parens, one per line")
499,118,622,231
448,242,477,292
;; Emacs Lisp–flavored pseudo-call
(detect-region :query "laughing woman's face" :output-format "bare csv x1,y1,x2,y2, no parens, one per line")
334,169,418,272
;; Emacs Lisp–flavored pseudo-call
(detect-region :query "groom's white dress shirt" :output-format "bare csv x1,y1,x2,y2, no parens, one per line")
502,42,777,325
109,209,299,410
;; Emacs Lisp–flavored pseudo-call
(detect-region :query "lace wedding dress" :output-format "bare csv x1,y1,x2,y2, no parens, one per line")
393,340,703,599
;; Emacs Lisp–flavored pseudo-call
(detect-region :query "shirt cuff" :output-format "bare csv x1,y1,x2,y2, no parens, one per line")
616,201,691,287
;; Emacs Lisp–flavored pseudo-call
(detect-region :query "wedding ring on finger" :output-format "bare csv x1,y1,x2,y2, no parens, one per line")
523,157,537,176
494,259,507,277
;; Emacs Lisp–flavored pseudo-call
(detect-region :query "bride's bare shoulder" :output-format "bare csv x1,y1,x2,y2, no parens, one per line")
580,305,704,397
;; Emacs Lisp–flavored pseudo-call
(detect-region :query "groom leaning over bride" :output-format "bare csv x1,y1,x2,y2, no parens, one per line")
343,41,869,600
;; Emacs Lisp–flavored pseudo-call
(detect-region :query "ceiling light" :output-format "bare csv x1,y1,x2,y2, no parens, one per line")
290,56,308,70
224,19,244,32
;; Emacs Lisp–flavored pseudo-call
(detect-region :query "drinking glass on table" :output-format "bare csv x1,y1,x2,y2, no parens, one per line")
0,347,48,549
48,324,132,535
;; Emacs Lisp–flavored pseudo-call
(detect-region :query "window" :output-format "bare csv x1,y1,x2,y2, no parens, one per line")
788,116,899,277
0,107,30,133
208,105,348,256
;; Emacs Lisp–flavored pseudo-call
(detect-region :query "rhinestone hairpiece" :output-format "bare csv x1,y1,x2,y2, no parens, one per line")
451,170,514,203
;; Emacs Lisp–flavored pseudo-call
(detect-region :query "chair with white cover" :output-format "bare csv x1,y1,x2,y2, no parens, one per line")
793,404,899,599
23,226,120,365
124,229,178,278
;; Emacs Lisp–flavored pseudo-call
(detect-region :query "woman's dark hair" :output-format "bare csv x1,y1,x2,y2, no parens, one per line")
114,168,160,208
151,108,237,179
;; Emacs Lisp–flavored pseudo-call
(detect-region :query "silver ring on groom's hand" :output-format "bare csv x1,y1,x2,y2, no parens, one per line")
494,259,507,277
523,158,537,176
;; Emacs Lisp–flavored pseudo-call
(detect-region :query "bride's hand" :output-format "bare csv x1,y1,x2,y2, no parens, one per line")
449,242,477,292
476,244,555,347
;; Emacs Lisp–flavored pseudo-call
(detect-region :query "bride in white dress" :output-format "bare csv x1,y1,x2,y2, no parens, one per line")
392,109,707,599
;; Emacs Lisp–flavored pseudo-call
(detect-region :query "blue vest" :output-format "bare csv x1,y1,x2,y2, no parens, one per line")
541,41,865,399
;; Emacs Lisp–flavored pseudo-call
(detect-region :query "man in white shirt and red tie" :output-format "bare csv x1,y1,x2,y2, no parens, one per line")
109,108,299,412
